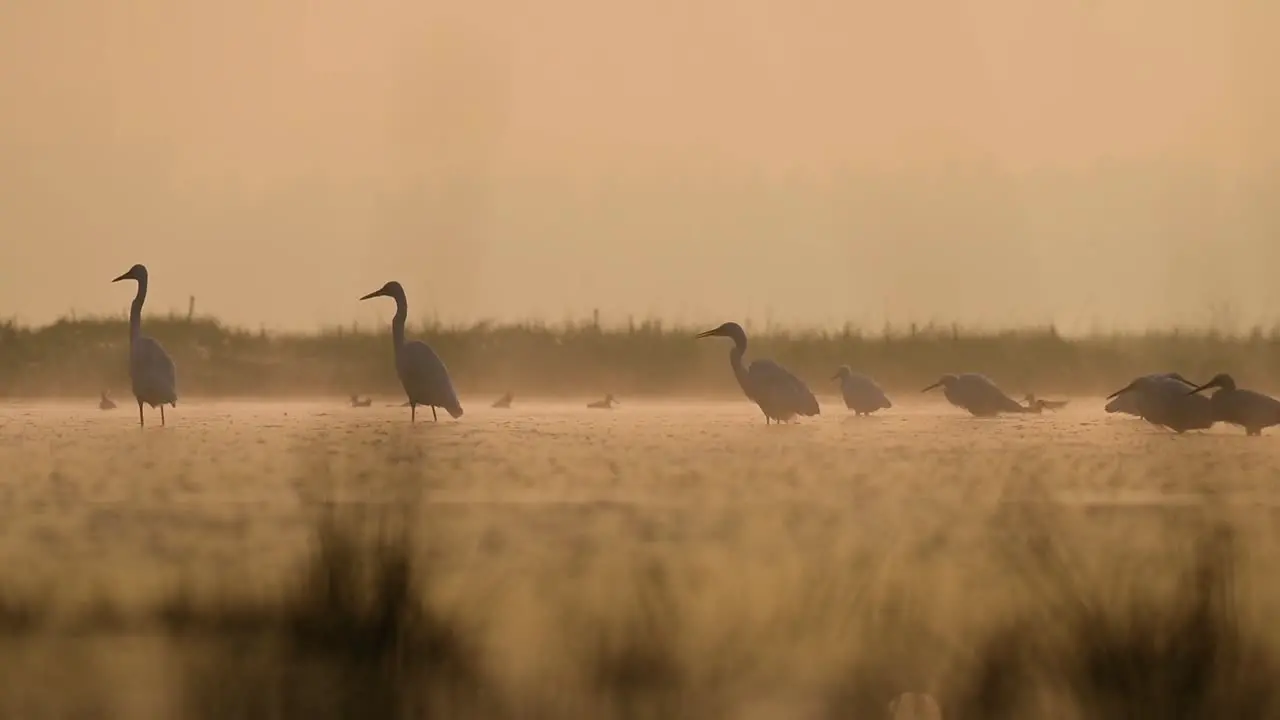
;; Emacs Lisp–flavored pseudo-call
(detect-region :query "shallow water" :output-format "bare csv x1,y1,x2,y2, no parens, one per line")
0,396,1277,717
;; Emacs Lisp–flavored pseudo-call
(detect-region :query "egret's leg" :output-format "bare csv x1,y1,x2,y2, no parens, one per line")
411,403,416,423
161,405,166,426
432,406,438,422
137,400,145,428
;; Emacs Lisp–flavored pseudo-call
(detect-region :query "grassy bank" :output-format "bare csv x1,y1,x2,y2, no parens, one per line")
3,314,1280,399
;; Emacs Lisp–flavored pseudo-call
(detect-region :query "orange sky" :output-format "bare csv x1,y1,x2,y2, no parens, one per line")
1,0,1278,332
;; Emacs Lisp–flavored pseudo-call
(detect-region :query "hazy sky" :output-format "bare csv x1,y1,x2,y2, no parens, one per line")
2,0,1278,333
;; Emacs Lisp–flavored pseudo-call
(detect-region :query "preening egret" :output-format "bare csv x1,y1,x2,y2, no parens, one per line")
1104,373,1195,417
831,366,892,416
112,264,177,427
359,281,463,423
492,391,514,409
1105,373,1213,433
1186,373,1280,436
350,395,372,408
99,391,116,410
587,394,617,409
921,373,1038,417
1023,393,1069,411
697,321,819,424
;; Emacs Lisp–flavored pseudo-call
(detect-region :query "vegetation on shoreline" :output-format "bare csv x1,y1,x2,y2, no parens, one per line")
4,313,1280,399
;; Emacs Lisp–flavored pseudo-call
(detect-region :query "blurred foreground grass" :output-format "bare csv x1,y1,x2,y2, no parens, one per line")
4,313,1280,398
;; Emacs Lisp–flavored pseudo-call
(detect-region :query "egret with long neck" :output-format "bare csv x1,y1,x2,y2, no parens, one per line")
111,264,177,427
360,281,463,423
696,321,819,424
1186,373,1280,436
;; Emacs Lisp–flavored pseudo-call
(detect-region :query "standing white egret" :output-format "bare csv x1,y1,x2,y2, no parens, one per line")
1104,372,1195,417
112,264,177,427
360,281,463,423
696,321,819,424
831,366,892,416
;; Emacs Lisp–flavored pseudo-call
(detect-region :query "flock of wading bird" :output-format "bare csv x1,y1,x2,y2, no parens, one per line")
105,264,1280,436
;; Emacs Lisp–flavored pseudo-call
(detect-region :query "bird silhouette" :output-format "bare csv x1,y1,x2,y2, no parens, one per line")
1105,373,1214,433
1186,373,1280,436
922,373,1039,417
587,394,618,409
112,264,177,427
697,321,819,424
492,391,514,409
360,281,462,423
831,366,892,416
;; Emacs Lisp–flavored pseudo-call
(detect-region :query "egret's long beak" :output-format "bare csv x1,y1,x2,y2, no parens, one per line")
359,290,382,301
1105,381,1137,400
830,373,841,381
1186,382,1214,396
921,381,942,393
695,329,719,339
111,272,130,283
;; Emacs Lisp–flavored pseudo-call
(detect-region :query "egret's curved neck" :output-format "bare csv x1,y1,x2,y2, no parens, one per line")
129,277,148,344
389,292,408,354
729,337,750,390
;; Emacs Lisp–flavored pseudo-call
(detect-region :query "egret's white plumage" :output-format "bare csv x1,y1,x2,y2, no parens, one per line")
1105,373,1214,433
831,365,892,415
921,373,1037,417
360,281,462,423
112,264,177,427
697,321,819,424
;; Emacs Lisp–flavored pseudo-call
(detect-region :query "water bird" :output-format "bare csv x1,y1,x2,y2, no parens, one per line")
831,366,892,416
587,394,618,409
112,264,177,427
1105,373,1214,433
921,373,1041,417
1104,372,1195,417
492,391,514,409
696,321,820,424
359,281,463,423
350,395,373,408
1186,373,1280,436
1023,393,1069,411
99,391,117,410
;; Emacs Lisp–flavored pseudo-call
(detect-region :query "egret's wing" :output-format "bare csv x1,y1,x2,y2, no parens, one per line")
849,374,891,407
748,359,820,416
402,341,462,416
134,336,177,403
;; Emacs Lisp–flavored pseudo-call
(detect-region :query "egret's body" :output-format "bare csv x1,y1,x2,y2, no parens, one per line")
112,264,177,427
1187,374,1280,436
492,391,514,409
1104,373,1194,417
1105,373,1213,433
831,366,891,416
587,394,617,409
360,281,463,423
99,391,117,410
697,322,819,424
922,373,1039,417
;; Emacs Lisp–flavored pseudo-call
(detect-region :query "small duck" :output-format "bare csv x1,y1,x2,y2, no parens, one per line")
492,391,514,409
587,394,618,410
99,390,117,411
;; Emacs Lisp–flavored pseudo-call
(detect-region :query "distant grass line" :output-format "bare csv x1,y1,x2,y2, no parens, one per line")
4,313,1280,399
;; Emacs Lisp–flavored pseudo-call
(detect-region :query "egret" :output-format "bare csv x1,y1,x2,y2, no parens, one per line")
350,394,373,408
1105,373,1213,433
1104,372,1195,417
492,391,514,409
921,373,1039,417
99,390,117,411
1186,373,1280,436
587,394,618,409
831,366,892,416
359,281,463,423
1023,393,1069,411
112,264,177,427
696,321,819,424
